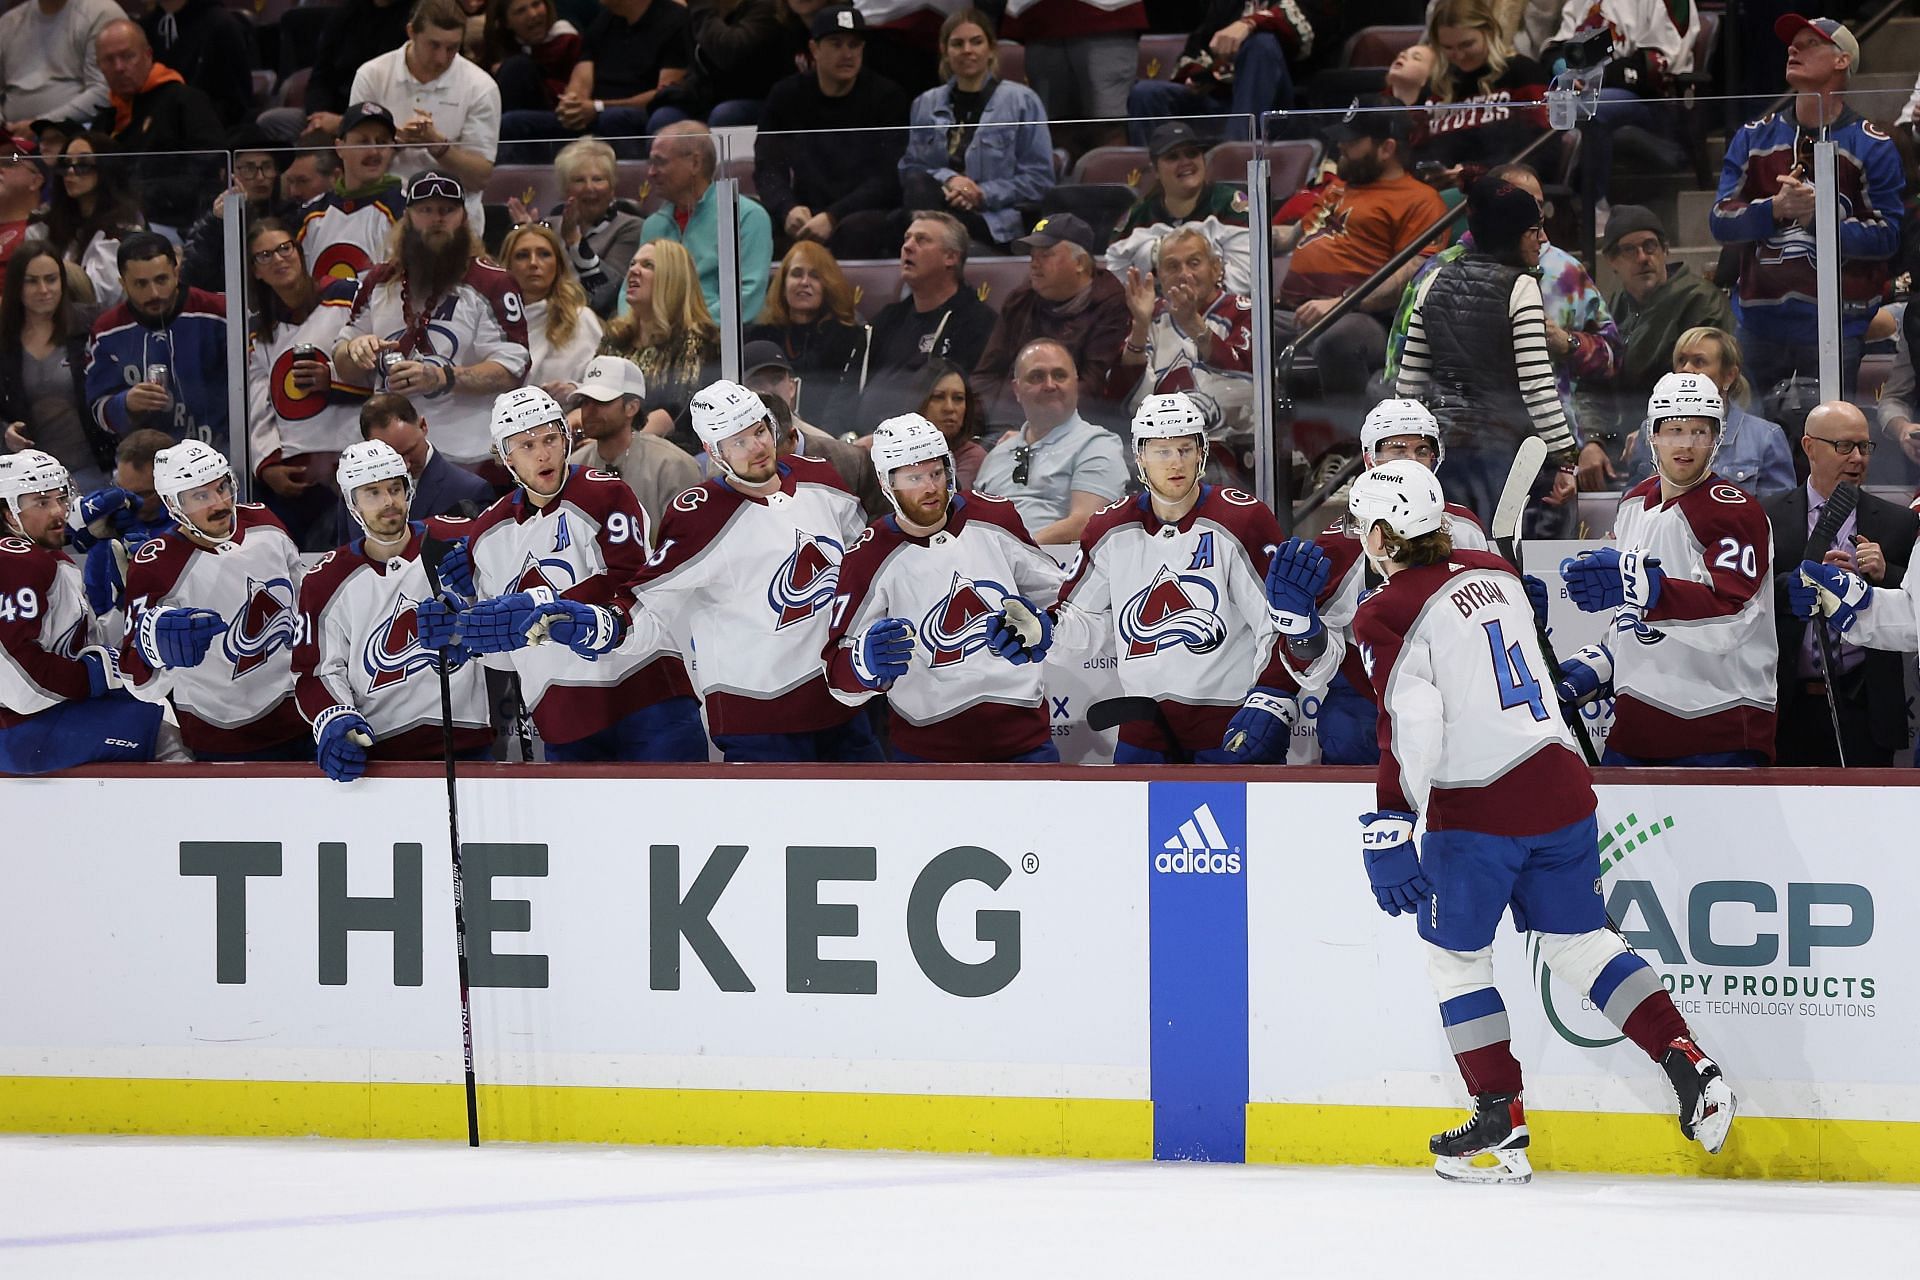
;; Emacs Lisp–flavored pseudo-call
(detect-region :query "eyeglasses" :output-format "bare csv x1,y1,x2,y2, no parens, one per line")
251,241,299,264
58,157,96,175
1011,444,1035,486
234,161,276,178
1808,434,1876,457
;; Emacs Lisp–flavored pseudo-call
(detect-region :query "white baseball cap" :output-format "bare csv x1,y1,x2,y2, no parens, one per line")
568,356,648,406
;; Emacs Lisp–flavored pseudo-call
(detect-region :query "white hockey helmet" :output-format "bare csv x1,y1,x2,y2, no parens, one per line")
1130,392,1209,450
690,379,771,450
490,385,568,453
0,449,73,529
1644,371,1725,485
1346,461,1446,542
871,413,956,516
153,440,235,542
1361,398,1444,471
337,440,415,530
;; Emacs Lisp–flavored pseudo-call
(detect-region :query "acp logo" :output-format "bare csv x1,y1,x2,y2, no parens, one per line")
1148,782,1245,876
768,530,841,629
1118,565,1227,659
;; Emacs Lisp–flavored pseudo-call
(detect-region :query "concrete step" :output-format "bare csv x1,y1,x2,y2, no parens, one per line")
1676,187,1717,246
1863,17,1920,83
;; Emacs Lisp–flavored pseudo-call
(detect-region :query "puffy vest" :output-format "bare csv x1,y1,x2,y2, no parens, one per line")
1420,256,1533,452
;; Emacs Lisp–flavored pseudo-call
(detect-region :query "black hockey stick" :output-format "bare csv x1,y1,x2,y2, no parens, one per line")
421,536,481,1148
1086,695,1190,764
1803,481,1861,769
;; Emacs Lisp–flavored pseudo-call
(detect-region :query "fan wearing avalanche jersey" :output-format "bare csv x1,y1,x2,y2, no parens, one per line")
1052,392,1295,764
1345,463,1734,1186
634,380,881,764
422,387,703,762
0,451,163,774
119,443,309,761
824,414,1067,763
293,441,492,782
297,103,406,296
1557,373,1777,765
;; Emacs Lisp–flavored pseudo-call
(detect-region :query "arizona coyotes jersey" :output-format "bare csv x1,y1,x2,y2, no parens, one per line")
247,278,365,467
1055,486,1286,749
465,468,691,746
119,507,306,755
336,259,531,463
293,520,491,757
636,456,867,737
824,493,1067,761
0,538,96,729
1607,476,1777,761
297,186,407,294
1355,549,1594,835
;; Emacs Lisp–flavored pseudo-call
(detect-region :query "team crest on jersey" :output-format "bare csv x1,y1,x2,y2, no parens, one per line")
767,530,842,628
920,571,1009,667
223,575,298,676
310,241,373,286
269,347,334,421
1118,565,1227,658
516,548,580,594
361,591,437,690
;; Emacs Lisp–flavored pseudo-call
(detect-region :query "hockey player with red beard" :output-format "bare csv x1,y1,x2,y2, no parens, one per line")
293,441,491,782
823,414,1067,763
635,380,881,763
118,443,309,761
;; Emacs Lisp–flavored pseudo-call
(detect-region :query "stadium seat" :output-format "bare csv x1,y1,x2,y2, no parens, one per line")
840,260,904,323
1071,146,1151,191
1040,185,1134,248
720,156,757,199
1137,33,1185,82
965,257,1032,314
1342,25,1424,68
997,40,1027,86
1206,139,1321,198
483,165,564,214
276,66,310,110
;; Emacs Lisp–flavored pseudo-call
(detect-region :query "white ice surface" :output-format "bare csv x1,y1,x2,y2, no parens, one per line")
1,1135,1913,1279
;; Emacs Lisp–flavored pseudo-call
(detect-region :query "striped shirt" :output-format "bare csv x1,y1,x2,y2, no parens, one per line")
1395,268,1575,456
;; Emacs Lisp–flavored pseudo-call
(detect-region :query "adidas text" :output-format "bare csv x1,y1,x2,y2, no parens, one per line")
1154,850,1242,875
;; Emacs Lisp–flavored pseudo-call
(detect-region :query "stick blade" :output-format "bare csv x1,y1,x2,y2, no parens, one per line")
1086,696,1161,733
1491,435,1550,548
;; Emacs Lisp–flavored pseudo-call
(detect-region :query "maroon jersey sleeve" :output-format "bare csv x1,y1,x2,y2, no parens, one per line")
117,533,197,688
1650,485,1771,623
292,548,356,726
1354,585,1419,814
465,259,531,351
821,523,898,697
632,480,742,589
0,541,91,703
562,469,650,621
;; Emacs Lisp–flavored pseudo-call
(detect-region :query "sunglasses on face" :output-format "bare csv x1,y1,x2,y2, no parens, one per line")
58,157,96,175
409,176,463,203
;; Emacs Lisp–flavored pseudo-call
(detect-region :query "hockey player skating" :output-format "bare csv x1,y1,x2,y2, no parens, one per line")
293,441,492,782
0,450,163,773
634,380,881,763
1556,373,1776,765
1052,392,1294,764
119,443,309,761
1344,462,1734,1184
824,413,1066,763
422,387,703,762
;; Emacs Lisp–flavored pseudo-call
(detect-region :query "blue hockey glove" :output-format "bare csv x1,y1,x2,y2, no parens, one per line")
1265,538,1331,638
983,594,1053,665
1213,688,1298,764
79,644,123,698
78,485,138,529
415,598,465,650
1555,643,1614,706
1523,573,1551,633
851,616,915,688
436,537,476,605
315,707,374,783
83,541,126,617
136,606,228,670
1360,810,1430,917
1561,548,1663,614
526,598,622,657
1794,560,1873,634
457,590,555,654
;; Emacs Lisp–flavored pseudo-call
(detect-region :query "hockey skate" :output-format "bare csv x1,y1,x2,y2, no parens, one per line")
1661,1037,1736,1155
1430,1092,1532,1185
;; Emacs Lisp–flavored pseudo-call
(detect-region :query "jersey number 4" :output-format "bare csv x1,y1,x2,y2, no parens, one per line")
1482,619,1549,722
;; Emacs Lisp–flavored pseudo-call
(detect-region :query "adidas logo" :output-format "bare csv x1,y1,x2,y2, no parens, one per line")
1154,803,1242,875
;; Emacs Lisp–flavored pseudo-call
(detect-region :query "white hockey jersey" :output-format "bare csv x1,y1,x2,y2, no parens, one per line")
119,507,307,755
1607,476,1777,761
297,185,407,294
0,536,96,727
247,278,366,471
635,456,867,737
465,467,692,746
823,493,1066,761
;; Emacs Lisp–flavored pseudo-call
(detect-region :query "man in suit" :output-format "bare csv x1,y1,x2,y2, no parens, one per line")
1765,400,1918,766
333,393,495,544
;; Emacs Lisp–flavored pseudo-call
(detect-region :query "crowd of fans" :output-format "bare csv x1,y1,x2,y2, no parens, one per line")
2,0,1918,773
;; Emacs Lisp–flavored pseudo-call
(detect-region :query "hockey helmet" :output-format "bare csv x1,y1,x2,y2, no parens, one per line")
1346,461,1446,542
1130,392,1209,450
690,379,771,450
153,441,235,542
1361,398,1444,471
0,449,73,529
489,385,568,453
337,440,415,530
871,413,956,517
1644,371,1725,486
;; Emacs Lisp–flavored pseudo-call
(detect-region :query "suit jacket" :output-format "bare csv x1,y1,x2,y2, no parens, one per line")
1765,485,1918,752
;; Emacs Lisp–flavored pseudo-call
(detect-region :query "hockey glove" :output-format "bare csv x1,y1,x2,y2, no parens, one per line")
436,537,477,606
526,598,623,657
1555,643,1614,707
457,589,556,653
851,616,915,688
83,540,127,617
415,598,465,650
1561,548,1663,614
984,594,1053,665
70,486,138,549
1213,688,1298,764
1265,538,1331,638
79,644,124,697
315,707,375,784
136,606,229,670
1359,810,1430,917
1523,573,1551,634
1794,560,1872,634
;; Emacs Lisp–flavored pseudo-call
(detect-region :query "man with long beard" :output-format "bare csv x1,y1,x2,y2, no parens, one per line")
331,171,529,470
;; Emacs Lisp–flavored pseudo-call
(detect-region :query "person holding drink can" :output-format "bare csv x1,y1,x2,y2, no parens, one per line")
84,232,230,457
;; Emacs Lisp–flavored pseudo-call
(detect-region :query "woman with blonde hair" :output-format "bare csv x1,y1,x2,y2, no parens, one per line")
1619,326,1794,497
1417,0,1549,186
508,138,645,318
745,241,870,429
601,240,720,449
502,222,603,401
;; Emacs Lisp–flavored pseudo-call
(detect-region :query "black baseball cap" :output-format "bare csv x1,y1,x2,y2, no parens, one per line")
1325,95,1413,147
810,6,866,40
1599,204,1667,254
742,341,793,378
1148,121,1204,159
1015,213,1098,254
338,103,398,139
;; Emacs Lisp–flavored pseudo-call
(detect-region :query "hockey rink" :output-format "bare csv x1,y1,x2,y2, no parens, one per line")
1,1135,1911,1278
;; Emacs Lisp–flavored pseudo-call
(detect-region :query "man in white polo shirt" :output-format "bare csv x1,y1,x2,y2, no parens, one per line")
973,338,1129,545
348,0,498,227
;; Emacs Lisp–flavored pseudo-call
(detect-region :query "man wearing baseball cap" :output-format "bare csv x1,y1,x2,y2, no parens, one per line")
1711,13,1900,398
292,103,406,296
566,355,701,535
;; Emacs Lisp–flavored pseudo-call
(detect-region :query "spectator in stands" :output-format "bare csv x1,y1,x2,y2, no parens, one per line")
860,211,997,429
502,221,602,401
1004,0,1143,155
0,0,119,138
506,138,639,320
915,356,986,491
1596,204,1734,482
36,133,146,309
640,121,774,322
91,19,224,234
1618,325,1795,498
1106,121,1254,298
350,0,501,226
1113,226,1255,477
899,9,1055,255
483,0,582,119
85,232,229,455
295,0,413,139
565,354,700,531
599,239,718,449
1384,39,1435,107
0,138,42,277
334,390,495,540
295,106,405,298
1124,0,1334,146
281,132,343,209
740,339,884,513
1878,306,1920,483
1417,0,1549,186
754,7,911,261
1711,16,1901,400
107,427,175,538
1542,0,1693,209
140,0,252,130
745,241,870,431
973,337,1128,543
649,0,793,130
2,246,110,491
1766,399,1917,767
27,117,83,164
180,129,289,295
1275,99,1446,410
500,0,691,159
974,213,1131,430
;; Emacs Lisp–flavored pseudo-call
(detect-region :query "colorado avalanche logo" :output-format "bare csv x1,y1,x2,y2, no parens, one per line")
1118,565,1227,659
362,591,438,690
223,575,299,676
310,241,373,286
515,547,579,594
269,346,333,421
919,572,1007,667
51,613,87,660
767,530,841,629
